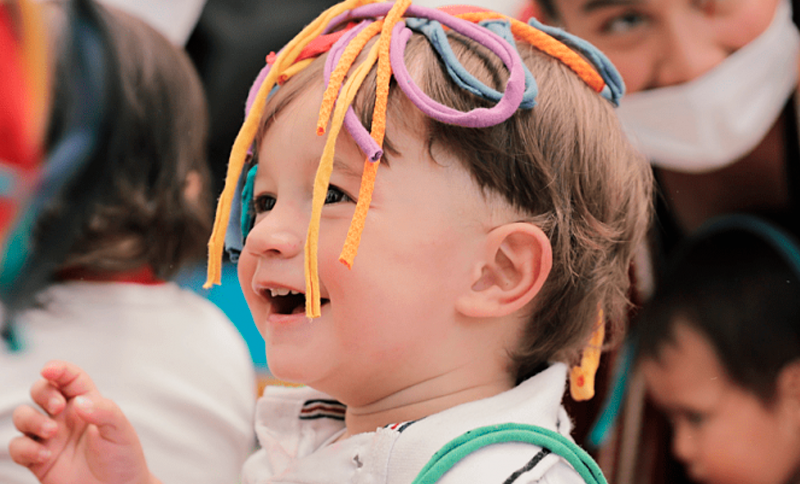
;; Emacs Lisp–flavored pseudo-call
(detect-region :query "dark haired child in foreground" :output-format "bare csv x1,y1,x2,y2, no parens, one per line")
9,1,652,482
637,215,800,484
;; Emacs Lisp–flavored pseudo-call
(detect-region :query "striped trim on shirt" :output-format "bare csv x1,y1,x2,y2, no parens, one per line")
299,399,346,421
384,420,418,433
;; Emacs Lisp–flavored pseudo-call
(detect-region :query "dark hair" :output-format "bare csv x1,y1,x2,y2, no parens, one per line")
533,0,559,21
2,0,211,346
39,0,211,280
257,28,653,384
635,216,800,401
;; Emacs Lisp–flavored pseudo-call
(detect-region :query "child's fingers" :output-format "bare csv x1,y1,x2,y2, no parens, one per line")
7,435,52,467
29,378,66,416
40,360,101,400
71,395,140,447
12,405,58,441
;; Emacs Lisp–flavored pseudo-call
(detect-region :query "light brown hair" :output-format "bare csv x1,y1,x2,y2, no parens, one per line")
256,28,653,383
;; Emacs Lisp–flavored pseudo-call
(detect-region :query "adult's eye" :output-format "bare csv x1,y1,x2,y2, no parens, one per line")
685,411,707,427
693,0,717,16
253,194,276,214
324,185,354,205
602,10,648,35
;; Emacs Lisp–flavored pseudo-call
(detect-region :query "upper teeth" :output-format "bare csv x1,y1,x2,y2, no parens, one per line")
269,287,300,297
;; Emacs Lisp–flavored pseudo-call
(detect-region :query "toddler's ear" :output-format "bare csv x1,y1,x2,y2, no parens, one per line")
455,222,552,318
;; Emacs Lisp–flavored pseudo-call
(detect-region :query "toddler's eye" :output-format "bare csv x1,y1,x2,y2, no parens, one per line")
325,185,354,205
253,194,276,214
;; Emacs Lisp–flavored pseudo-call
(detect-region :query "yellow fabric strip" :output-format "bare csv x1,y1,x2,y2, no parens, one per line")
304,40,380,317
339,0,411,268
205,0,375,288
317,20,384,136
569,310,605,401
278,58,314,85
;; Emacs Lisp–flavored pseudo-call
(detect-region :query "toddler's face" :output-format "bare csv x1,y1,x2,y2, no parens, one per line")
547,0,778,93
237,85,497,404
641,322,800,484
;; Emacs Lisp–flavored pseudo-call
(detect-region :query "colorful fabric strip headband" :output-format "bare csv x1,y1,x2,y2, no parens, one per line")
205,0,625,320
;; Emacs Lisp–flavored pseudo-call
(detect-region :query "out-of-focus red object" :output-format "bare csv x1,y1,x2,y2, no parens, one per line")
0,0,47,245
517,1,542,21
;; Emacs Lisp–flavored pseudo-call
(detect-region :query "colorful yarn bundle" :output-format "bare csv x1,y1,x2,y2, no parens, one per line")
205,0,624,322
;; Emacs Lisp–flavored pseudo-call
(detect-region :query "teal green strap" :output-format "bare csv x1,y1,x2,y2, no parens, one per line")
412,423,607,484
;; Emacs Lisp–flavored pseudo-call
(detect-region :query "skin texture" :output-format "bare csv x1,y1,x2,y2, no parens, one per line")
641,322,800,484
238,85,553,438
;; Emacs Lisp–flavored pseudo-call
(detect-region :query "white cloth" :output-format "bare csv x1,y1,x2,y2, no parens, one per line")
0,281,257,484
243,363,587,484
411,0,528,17
98,0,207,45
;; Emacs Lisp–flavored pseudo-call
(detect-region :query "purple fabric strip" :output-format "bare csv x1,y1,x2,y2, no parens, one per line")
327,3,525,128
324,20,383,162
389,16,524,127
245,63,272,116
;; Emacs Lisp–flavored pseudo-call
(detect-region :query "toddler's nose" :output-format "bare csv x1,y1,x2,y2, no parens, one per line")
243,210,304,259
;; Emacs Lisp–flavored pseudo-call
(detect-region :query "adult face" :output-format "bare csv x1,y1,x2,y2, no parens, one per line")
545,0,780,93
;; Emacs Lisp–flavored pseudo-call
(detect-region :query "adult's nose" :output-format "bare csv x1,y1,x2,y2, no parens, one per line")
651,16,727,88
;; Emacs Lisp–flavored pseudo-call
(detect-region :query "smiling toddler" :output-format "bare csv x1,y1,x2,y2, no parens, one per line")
9,1,653,483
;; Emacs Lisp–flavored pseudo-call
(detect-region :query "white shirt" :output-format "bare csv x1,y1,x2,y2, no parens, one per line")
1,281,257,484
243,363,588,484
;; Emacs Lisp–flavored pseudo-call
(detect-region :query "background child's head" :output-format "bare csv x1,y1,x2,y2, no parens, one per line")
241,5,653,385
2,0,211,321
636,215,800,484
42,1,212,279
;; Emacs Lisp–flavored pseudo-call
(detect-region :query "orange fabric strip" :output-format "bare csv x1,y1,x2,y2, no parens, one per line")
205,0,374,288
317,20,384,136
338,0,411,268
455,12,605,93
304,40,381,317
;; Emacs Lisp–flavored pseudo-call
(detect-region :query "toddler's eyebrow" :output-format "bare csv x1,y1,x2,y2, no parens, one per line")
333,156,365,179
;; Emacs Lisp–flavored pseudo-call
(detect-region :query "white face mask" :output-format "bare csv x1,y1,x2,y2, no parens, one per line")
615,0,800,174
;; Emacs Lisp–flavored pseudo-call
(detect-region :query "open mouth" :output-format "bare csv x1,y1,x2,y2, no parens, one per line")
267,288,329,315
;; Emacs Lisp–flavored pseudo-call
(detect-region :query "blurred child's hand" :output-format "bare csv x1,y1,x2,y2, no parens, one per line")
8,360,159,484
